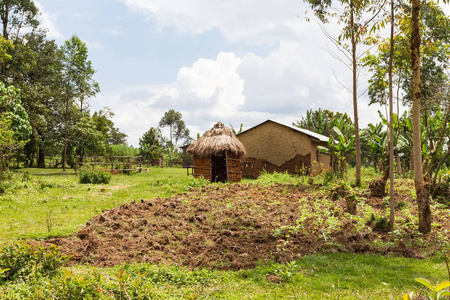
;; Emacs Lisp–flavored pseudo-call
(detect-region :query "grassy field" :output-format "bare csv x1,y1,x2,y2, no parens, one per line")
0,167,449,299
0,168,192,242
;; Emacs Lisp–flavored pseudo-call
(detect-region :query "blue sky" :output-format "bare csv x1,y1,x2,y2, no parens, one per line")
35,0,450,146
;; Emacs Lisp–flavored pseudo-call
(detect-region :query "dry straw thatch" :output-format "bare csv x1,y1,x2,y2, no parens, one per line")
187,122,246,157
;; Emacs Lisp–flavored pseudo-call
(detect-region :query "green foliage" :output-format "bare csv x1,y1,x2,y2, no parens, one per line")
373,215,390,232
294,108,352,138
320,170,340,186
108,144,137,157
59,35,100,107
404,278,450,300
184,176,211,191
0,170,32,194
46,269,103,299
92,107,128,146
118,264,215,286
230,123,244,135
78,167,111,184
0,242,67,283
159,109,191,147
238,261,301,284
319,126,355,175
0,82,31,170
72,114,106,157
0,82,31,139
139,127,162,161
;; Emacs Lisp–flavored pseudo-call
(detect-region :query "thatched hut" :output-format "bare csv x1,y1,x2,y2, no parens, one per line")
187,122,246,182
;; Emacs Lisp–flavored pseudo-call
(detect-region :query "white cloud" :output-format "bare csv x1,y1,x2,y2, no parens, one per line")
87,0,395,147
110,30,123,36
121,0,305,42
34,1,64,40
93,42,364,147
85,40,104,50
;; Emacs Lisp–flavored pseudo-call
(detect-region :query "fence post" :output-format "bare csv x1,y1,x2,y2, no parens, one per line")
111,156,114,173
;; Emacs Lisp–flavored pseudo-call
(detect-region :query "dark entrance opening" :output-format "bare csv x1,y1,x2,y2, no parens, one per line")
211,152,227,182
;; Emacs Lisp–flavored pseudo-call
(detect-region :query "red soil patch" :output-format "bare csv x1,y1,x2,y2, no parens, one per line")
44,183,449,270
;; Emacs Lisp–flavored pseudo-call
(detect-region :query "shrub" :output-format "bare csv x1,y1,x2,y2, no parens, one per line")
0,242,68,283
322,170,339,186
0,171,34,194
78,168,111,184
373,216,390,232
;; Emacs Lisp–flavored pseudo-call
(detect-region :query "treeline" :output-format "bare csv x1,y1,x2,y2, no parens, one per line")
0,1,129,170
301,0,450,233
295,107,449,200
138,109,192,166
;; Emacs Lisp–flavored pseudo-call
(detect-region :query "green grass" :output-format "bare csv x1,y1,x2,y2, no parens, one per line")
1,167,449,299
0,167,192,242
1,253,447,299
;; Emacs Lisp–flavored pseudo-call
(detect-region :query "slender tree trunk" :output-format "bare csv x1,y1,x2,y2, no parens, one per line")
388,0,395,230
350,0,361,187
396,77,403,174
38,135,45,168
63,94,68,173
411,0,431,234
1,1,9,77
2,1,8,39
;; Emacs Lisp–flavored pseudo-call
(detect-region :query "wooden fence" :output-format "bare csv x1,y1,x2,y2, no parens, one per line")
74,156,162,173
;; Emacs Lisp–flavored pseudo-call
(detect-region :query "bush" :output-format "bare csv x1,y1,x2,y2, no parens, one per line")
0,242,68,283
373,216,390,232
78,168,111,184
0,171,33,194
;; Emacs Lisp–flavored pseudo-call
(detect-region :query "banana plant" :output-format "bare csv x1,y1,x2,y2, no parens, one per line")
403,278,450,300
362,122,387,172
318,126,355,176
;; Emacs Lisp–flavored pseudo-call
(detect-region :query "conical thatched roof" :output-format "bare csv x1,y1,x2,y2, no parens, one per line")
187,122,246,157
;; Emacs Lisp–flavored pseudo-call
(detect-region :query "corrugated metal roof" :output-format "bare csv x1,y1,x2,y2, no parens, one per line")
288,125,330,142
238,119,330,142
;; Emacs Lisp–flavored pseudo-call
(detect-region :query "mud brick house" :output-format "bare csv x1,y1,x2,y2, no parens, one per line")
187,122,246,183
236,120,331,178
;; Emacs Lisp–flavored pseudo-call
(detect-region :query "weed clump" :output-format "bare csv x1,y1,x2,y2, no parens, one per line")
0,242,68,283
78,168,111,184
373,216,390,232
0,171,33,194
184,176,210,191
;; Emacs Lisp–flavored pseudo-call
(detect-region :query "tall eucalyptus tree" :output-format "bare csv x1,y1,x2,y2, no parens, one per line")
59,35,99,172
303,0,385,186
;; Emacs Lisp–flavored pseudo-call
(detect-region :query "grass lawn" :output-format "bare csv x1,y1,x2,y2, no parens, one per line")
0,167,192,242
0,167,449,299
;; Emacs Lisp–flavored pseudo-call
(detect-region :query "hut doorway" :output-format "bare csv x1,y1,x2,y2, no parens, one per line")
211,152,227,182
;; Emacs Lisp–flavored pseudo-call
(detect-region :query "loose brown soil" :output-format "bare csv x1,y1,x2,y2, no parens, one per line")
44,183,450,270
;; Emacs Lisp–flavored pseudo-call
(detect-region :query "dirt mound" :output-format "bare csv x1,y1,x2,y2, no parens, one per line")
44,183,442,270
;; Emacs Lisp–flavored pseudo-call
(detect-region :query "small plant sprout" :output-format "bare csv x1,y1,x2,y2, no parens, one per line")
403,278,450,300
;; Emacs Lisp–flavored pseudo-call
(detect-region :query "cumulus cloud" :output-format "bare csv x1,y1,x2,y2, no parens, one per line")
120,0,305,42
238,41,351,114
89,0,392,147
35,1,64,40
95,42,364,147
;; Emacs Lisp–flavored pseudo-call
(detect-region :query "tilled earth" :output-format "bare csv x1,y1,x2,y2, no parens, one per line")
45,183,450,270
